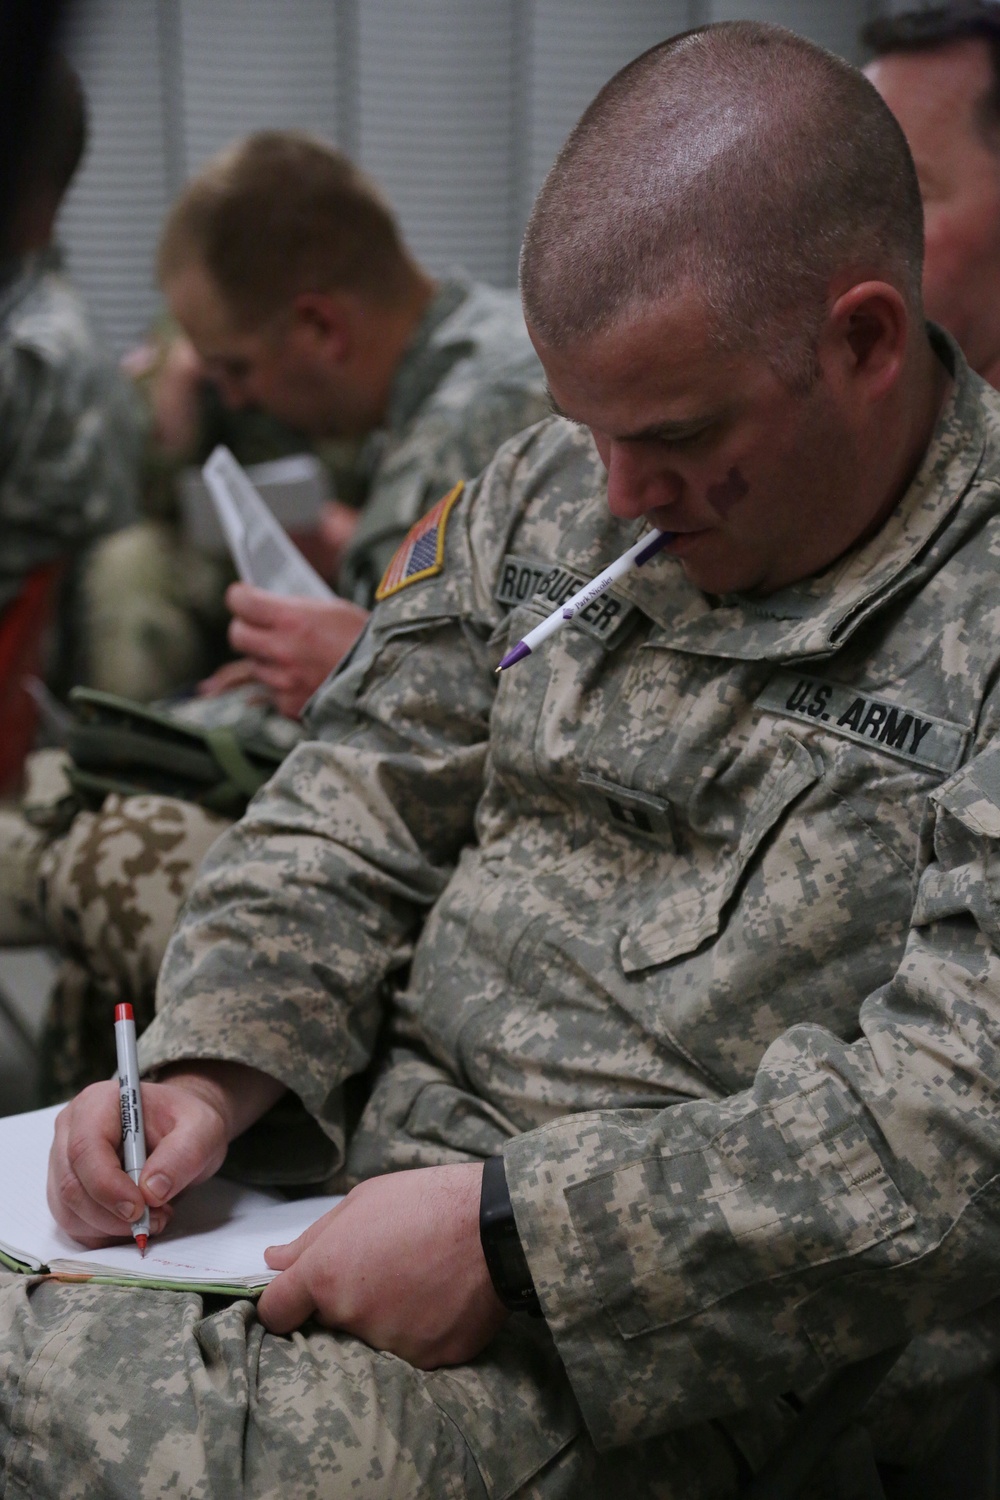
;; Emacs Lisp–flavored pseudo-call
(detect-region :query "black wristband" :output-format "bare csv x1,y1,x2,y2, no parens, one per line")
479,1155,542,1316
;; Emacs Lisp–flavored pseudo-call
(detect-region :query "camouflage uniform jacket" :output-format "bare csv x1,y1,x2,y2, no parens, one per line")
337,276,548,604
146,331,1000,1456
0,248,140,611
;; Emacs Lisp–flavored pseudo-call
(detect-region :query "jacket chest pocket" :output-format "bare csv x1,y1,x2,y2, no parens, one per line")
620,733,821,973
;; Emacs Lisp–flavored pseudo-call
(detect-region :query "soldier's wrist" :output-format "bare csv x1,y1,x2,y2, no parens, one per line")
479,1155,542,1316
156,1060,284,1140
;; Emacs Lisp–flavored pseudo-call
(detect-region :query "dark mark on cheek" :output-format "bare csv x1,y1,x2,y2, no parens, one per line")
706,465,749,517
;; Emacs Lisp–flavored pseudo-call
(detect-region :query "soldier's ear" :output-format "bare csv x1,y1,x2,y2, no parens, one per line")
824,280,908,404
289,292,351,364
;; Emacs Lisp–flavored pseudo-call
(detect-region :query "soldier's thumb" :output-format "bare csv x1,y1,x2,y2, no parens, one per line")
139,1105,226,1207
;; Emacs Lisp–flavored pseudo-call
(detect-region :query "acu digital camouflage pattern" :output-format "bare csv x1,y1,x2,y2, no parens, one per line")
0,1274,744,1500
0,247,140,611
7,332,1000,1495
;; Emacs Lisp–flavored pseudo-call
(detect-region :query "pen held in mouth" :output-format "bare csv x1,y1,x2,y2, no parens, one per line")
496,528,674,672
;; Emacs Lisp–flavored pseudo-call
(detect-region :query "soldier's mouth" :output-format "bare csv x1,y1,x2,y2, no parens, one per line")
664,528,713,553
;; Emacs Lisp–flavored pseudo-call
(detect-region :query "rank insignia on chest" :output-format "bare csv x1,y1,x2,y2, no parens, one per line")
578,772,678,846
375,481,464,601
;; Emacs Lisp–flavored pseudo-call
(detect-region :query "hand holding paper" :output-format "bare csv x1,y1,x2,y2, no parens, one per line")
10,1091,506,1353
197,448,371,718
198,582,370,719
201,447,335,600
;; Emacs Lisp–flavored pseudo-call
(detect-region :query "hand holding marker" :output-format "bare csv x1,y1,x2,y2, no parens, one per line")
496,529,674,672
114,1002,150,1255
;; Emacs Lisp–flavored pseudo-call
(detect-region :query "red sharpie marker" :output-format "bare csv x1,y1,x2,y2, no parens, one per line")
114,1002,150,1255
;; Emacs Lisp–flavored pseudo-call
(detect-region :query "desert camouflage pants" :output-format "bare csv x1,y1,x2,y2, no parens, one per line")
0,782,230,1101
0,1275,741,1500
39,793,230,1100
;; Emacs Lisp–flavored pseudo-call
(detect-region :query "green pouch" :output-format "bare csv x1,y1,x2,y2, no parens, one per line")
65,688,289,817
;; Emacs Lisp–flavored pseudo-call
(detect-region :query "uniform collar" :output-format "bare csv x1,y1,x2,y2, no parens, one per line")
381,277,470,435
603,328,993,662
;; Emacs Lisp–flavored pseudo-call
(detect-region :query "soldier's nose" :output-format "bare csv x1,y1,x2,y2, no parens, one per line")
605,442,680,520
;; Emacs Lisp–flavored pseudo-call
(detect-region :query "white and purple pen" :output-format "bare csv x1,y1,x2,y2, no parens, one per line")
496,529,674,672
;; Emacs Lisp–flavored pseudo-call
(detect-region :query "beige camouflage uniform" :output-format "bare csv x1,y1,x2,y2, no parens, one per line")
10,275,548,1101
5,331,1000,1495
0,246,140,618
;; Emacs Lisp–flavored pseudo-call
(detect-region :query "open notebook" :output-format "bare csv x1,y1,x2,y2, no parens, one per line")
0,1104,342,1295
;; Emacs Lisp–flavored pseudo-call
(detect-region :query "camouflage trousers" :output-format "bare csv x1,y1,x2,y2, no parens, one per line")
0,1275,741,1500
0,775,229,1101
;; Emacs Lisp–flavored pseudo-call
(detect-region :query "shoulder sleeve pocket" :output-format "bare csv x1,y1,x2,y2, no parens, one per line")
931,741,1000,839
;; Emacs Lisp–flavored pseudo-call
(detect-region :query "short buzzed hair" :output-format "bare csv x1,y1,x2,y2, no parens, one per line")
21,54,87,204
862,3,1000,151
159,131,419,329
521,22,925,387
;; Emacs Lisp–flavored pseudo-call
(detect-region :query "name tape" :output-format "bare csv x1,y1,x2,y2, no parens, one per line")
495,554,635,646
758,672,967,773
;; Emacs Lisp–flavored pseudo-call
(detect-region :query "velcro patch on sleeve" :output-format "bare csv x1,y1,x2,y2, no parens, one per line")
375,482,464,601
757,670,967,773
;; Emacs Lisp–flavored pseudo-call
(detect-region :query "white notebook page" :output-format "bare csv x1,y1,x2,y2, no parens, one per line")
0,1104,341,1288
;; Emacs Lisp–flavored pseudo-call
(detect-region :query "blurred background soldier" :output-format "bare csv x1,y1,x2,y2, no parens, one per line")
0,53,140,693
864,1,1000,390
87,130,548,714
0,130,548,1101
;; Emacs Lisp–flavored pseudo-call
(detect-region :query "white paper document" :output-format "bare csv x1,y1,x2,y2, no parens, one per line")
180,451,330,554
0,1104,342,1292
201,445,336,601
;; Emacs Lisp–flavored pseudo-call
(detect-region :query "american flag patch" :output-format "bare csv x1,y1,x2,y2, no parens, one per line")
375,482,464,601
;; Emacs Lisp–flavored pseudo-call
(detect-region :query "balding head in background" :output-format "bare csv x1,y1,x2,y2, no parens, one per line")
158,131,420,332
520,22,946,599
863,3,1000,388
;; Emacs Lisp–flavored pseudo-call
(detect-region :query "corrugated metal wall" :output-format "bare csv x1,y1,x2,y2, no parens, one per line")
58,0,892,356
